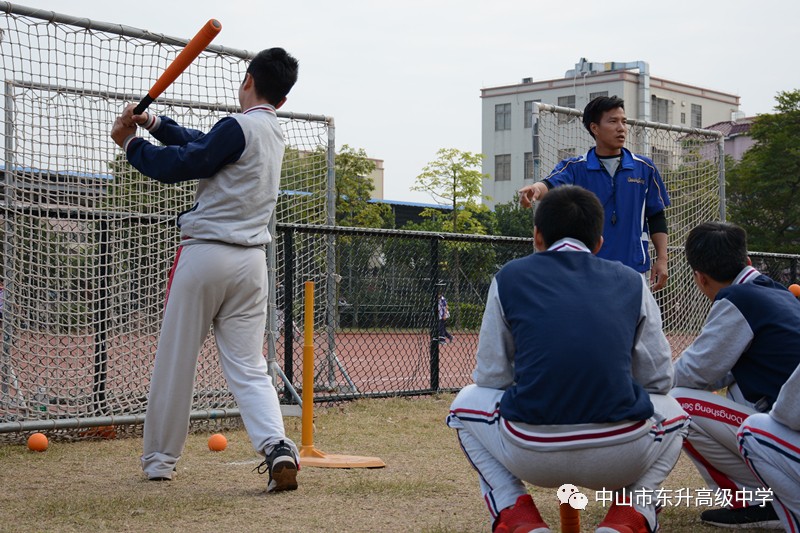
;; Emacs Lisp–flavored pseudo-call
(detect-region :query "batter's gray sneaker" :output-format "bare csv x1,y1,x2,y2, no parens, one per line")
700,502,782,529
255,440,298,493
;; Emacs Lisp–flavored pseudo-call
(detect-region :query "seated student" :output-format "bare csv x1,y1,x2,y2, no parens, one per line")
447,186,688,533
739,363,800,532
670,221,800,529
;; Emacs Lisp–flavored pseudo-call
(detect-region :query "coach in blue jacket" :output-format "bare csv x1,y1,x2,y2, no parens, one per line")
519,96,671,290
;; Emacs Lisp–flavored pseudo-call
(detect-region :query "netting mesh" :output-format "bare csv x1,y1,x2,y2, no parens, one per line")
533,103,723,356
0,6,329,438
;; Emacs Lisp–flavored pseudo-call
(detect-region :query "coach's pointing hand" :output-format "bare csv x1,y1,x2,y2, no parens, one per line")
518,182,549,208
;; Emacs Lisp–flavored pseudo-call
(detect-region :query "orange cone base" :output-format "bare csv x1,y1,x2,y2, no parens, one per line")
299,445,385,468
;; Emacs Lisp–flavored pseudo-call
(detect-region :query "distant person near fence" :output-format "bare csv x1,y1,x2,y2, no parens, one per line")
438,292,453,344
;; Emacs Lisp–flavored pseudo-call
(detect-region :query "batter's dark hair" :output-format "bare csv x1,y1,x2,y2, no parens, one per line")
534,186,603,250
685,221,749,282
583,96,625,139
247,47,299,106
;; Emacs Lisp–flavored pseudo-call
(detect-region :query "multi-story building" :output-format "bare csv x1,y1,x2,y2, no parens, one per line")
481,58,741,208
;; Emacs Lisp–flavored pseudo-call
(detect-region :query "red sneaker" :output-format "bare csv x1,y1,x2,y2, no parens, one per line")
596,501,653,533
493,494,552,533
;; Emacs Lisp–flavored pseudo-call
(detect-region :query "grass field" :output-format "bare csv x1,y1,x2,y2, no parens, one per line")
0,394,775,532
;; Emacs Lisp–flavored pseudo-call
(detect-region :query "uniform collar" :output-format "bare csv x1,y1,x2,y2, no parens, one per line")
243,104,277,115
733,266,760,285
585,147,634,171
547,238,591,253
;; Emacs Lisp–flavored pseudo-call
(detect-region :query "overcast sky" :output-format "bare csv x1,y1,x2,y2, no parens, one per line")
21,0,800,204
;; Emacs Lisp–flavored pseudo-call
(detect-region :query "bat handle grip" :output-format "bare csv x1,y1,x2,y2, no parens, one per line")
559,503,580,533
133,94,155,116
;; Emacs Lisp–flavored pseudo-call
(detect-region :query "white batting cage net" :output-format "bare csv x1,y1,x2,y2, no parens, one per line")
0,4,332,439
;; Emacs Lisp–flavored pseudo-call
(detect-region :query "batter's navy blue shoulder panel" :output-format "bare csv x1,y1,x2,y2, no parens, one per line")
494,251,653,424
149,116,206,146
126,116,246,184
716,275,800,405
542,147,670,273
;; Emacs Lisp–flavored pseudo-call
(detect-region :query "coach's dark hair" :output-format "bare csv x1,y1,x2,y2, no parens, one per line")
685,221,748,282
247,47,299,106
582,96,625,138
534,186,603,249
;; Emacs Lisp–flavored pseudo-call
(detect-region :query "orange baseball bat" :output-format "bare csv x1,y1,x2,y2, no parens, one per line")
133,19,222,115
560,503,580,533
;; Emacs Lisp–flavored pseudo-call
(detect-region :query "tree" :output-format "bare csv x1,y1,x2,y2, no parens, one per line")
727,89,800,253
411,148,488,234
493,200,533,238
335,145,393,229
410,149,491,329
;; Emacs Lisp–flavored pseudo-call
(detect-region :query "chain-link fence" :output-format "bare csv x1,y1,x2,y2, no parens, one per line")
3,215,799,440
273,224,535,402
272,224,800,403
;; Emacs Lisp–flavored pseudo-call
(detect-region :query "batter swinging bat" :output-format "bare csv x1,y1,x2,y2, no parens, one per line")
133,19,222,115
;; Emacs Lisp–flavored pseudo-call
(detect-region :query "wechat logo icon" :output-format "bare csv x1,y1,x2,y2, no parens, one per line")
557,483,589,510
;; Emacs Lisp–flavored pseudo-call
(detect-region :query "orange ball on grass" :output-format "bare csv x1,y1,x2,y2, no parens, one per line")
27,432,49,452
208,433,227,452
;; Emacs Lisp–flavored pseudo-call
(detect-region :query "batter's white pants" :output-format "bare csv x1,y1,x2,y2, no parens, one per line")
670,386,766,507
739,413,800,532
447,384,689,531
141,242,294,479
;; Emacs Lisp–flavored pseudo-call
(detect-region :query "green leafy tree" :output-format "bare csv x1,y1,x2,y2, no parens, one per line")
493,200,533,238
335,145,392,228
409,149,493,328
411,148,488,234
727,89,800,253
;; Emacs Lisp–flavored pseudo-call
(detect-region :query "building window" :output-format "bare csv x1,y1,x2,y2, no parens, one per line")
557,95,576,124
524,100,541,129
495,103,511,131
495,154,511,181
524,152,539,181
680,112,686,124
558,95,576,109
691,104,702,128
589,91,608,101
652,96,670,124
